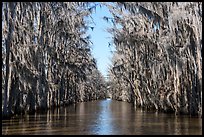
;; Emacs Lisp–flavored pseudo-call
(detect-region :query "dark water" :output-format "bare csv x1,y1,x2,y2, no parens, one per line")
2,99,202,135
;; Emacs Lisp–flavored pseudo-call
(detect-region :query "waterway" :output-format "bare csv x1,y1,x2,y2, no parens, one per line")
2,99,202,135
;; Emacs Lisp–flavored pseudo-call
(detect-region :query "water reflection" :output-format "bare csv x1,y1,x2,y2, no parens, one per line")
2,99,202,135
91,98,114,134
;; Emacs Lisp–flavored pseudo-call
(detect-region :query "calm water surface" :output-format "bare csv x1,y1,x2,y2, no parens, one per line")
2,99,202,135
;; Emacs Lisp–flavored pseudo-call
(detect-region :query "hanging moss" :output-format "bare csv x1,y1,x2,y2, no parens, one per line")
107,2,202,117
2,2,107,119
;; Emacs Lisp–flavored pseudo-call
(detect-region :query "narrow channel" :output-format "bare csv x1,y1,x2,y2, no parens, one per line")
2,99,202,135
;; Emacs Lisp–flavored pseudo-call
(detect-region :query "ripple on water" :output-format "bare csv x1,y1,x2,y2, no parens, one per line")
2,99,202,135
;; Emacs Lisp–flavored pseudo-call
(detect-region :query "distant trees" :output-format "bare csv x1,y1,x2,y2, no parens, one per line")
107,2,202,116
2,2,106,118
2,2,202,118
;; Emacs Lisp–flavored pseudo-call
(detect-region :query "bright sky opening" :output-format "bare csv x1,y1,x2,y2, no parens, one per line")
87,4,115,78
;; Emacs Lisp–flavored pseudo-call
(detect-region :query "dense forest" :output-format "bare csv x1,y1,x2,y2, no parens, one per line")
2,2,202,119
2,2,106,118
106,2,202,117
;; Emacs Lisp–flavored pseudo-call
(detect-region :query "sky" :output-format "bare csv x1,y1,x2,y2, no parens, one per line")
87,4,115,78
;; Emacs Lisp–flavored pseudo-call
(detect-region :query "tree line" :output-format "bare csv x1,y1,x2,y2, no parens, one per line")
2,2,202,119
106,2,202,117
2,2,106,119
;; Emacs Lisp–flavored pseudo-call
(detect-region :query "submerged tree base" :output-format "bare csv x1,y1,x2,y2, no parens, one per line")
107,2,202,117
2,2,107,119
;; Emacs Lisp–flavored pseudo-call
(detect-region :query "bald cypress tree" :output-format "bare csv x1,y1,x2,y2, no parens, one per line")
107,2,202,116
2,2,106,118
